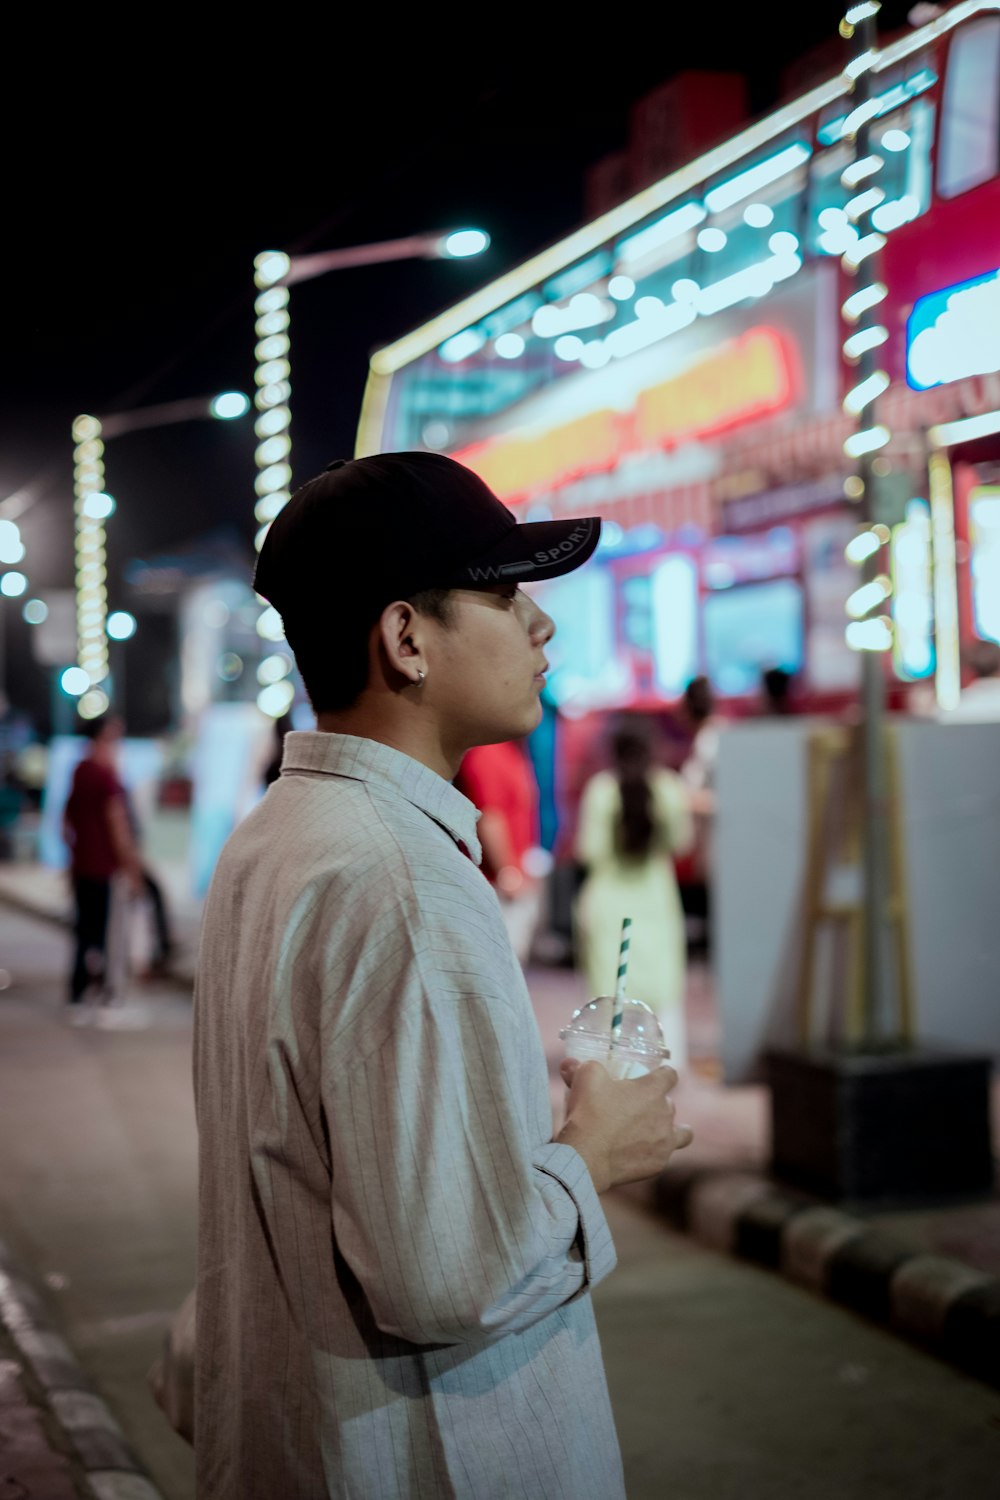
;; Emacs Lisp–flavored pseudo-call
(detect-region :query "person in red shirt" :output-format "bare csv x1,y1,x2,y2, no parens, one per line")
62,713,143,1005
455,739,544,965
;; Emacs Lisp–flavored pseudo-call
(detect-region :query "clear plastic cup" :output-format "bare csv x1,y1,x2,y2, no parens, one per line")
559,995,671,1080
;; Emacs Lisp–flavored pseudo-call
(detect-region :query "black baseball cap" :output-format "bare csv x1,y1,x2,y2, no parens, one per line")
253,451,601,622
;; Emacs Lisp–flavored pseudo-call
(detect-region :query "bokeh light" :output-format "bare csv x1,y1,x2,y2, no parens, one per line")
61,667,90,696
106,610,137,640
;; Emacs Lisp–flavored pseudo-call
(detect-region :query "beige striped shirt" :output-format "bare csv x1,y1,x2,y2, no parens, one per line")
193,731,623,1498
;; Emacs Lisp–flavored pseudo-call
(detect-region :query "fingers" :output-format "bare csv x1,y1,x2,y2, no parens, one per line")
561,1058,605,1088
638,1062,679,1092
674,1123,694,1151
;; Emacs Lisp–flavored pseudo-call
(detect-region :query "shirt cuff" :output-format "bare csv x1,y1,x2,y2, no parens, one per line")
533,1141,617,1292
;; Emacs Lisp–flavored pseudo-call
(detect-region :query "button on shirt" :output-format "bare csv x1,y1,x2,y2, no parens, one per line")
193,731,623,1499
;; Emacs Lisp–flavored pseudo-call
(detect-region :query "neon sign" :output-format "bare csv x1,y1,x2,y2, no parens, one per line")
906,268,1000,391
455,326,797,501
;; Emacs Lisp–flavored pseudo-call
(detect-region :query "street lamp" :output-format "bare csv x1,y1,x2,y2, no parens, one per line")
71,390,250,713
837,0,899,1049
249,227,490,716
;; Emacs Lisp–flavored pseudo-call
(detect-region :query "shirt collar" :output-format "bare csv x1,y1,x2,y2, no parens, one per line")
280,731,482,865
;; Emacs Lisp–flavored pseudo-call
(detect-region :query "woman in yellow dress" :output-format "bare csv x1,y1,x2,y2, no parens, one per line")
574,724,694,1067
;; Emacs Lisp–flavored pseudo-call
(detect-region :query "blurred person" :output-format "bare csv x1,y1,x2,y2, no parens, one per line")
122,786,175,978
574,722,694,1067
192,453,692,1500
759,665,795,716
678,675,727,955
454,737,544,964
679,675,724,808
62,713,143,1010
941,639,1000,721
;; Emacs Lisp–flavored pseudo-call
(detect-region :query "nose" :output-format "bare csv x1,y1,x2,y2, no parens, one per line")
527,593,555,646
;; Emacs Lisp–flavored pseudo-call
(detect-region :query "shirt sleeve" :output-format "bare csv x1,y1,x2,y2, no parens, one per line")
319,866,617,1347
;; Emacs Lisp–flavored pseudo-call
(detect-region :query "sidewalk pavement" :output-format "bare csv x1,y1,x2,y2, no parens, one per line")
0,842,998,1496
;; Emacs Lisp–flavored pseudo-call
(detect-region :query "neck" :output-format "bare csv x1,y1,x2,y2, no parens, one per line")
315,704,461,782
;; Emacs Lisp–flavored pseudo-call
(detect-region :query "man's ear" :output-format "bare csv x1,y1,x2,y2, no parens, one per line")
377,600,426,682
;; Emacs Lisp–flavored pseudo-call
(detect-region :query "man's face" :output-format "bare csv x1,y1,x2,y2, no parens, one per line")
426,584,555,752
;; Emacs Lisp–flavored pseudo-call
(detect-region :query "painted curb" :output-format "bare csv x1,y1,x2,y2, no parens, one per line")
0,1238,168,1500
654,1166,1000,1391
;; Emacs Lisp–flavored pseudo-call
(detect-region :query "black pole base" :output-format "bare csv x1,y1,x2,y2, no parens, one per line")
765,1045,995,1207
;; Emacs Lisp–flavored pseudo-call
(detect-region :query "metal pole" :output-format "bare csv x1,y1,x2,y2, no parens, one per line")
839,2,897,1048
283,234,447,284
859,571,892,1046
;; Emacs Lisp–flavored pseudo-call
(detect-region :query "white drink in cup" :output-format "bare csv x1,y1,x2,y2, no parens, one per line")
559,995,670,1080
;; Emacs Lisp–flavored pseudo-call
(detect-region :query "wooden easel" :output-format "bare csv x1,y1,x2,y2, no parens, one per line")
796,723,914,1048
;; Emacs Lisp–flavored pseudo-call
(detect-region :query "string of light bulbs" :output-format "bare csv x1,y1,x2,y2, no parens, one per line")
251,253,297,720
71,414,115,717
839,1,895,655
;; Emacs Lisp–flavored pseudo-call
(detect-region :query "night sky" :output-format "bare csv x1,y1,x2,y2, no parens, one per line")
3,3,918,722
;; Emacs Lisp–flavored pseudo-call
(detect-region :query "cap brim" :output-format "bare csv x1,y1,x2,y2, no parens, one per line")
446,516,601,588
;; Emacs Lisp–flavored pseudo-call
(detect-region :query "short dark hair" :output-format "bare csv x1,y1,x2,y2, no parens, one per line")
683,675,715,725
82,712,123,742
761,667,793,708
283,588,455,714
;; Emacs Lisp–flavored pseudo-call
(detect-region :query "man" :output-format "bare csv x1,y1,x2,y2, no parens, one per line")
62,713,143,1009
193,453,692,1499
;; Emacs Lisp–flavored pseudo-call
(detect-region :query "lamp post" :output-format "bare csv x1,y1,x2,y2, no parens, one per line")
249,228,490,718
70,391,251,719
837,0,897,1048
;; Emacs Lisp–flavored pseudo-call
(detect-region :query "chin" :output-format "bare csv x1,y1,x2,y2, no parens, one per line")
469,698,544,747
513,700,544,737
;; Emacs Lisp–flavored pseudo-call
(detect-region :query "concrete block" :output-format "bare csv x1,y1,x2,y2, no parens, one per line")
781,1206,865,1291
827,1230,914,1321
890,1254,994,1343
687,1173,773,1252
49,1389,140,1473
735,1193,807,1268
942,1279,1000,1389
767,1047,994,1202
10,1325,86,1392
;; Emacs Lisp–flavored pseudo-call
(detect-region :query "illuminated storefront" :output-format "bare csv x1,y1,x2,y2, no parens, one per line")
359,2,1000,740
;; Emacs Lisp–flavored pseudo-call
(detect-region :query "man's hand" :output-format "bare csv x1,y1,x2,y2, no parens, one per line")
555,1059,693,1194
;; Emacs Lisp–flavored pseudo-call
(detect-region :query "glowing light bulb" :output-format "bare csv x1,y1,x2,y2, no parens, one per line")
61,667,90,696
697,227,727,252
495,333,525,359
608,275,635,300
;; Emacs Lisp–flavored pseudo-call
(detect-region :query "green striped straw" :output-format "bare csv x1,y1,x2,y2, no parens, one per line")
610,917,632,1042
